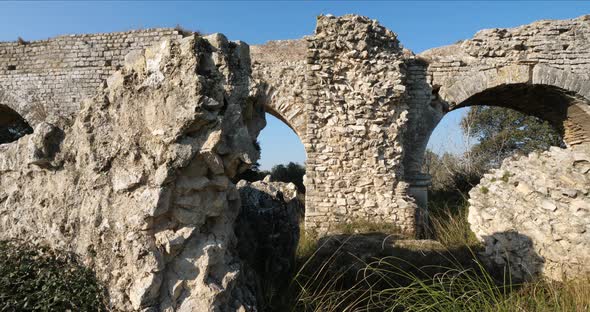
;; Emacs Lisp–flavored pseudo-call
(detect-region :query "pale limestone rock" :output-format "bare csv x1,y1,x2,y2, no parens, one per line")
124,50,146,73
27,122,60,167
0,34,263,311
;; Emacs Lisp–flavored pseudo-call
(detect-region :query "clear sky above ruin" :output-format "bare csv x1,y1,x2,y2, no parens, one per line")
1,1,588,169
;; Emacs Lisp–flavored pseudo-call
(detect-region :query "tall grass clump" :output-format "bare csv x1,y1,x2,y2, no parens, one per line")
429,199,480,249
290,236,590,312
359,257,511,312
291,235,372,312
0,240,108,311
502,277,590,311
296,229,320,262
286,211,590,312
363,258,590,312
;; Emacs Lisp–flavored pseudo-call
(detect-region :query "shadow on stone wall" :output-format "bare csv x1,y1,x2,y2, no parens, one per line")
234,179,302,309
479,231,545,283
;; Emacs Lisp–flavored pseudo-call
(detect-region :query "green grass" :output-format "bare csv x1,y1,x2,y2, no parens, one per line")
348,258,590,312
502,277,590,312
0,240,108,311
284,203,590,312
288,237,590,312
429,201,480,249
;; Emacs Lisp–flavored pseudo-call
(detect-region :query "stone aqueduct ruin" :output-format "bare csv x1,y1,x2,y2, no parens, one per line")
0,14,589,310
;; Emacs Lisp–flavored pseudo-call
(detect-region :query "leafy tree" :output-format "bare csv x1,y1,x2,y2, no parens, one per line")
424,106,563,214
270,162,306,193
460,106,564,169
424,150,472,192
423,150,481,209
233,161,270,183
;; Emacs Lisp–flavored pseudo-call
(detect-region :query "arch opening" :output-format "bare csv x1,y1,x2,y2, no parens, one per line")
264,105,303,140
415,82,589,237
0,104,33,144
454,83,590,146
237,81,308,196
236,112,307,193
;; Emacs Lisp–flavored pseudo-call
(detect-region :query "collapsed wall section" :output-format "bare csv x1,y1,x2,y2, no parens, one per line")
469,145,590,281
304,15,417,235
0,34,265,311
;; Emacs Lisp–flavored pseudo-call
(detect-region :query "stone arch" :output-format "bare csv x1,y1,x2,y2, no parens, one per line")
257,85,307,141
0,104,33,144
438,64,590,146
249,39,311,226
250,39,308,142
405,64,590,231
248,81,309,180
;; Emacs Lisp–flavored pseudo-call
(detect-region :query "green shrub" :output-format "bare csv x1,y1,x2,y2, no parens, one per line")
0,240,108,311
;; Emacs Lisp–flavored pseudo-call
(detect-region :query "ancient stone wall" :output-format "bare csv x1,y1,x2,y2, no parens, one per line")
249,15,590,236
469,145,590,281
0,15,423,252
0,29,184,127
0,15,590,268
422,15,590,99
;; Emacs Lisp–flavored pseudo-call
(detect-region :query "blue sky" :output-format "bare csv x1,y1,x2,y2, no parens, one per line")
1,1,588,169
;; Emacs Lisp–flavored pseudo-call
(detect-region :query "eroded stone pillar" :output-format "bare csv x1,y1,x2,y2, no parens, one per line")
303,15,417,235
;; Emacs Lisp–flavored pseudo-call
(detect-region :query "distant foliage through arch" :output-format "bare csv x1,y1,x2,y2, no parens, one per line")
460,105,565,169
235,161,306,193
